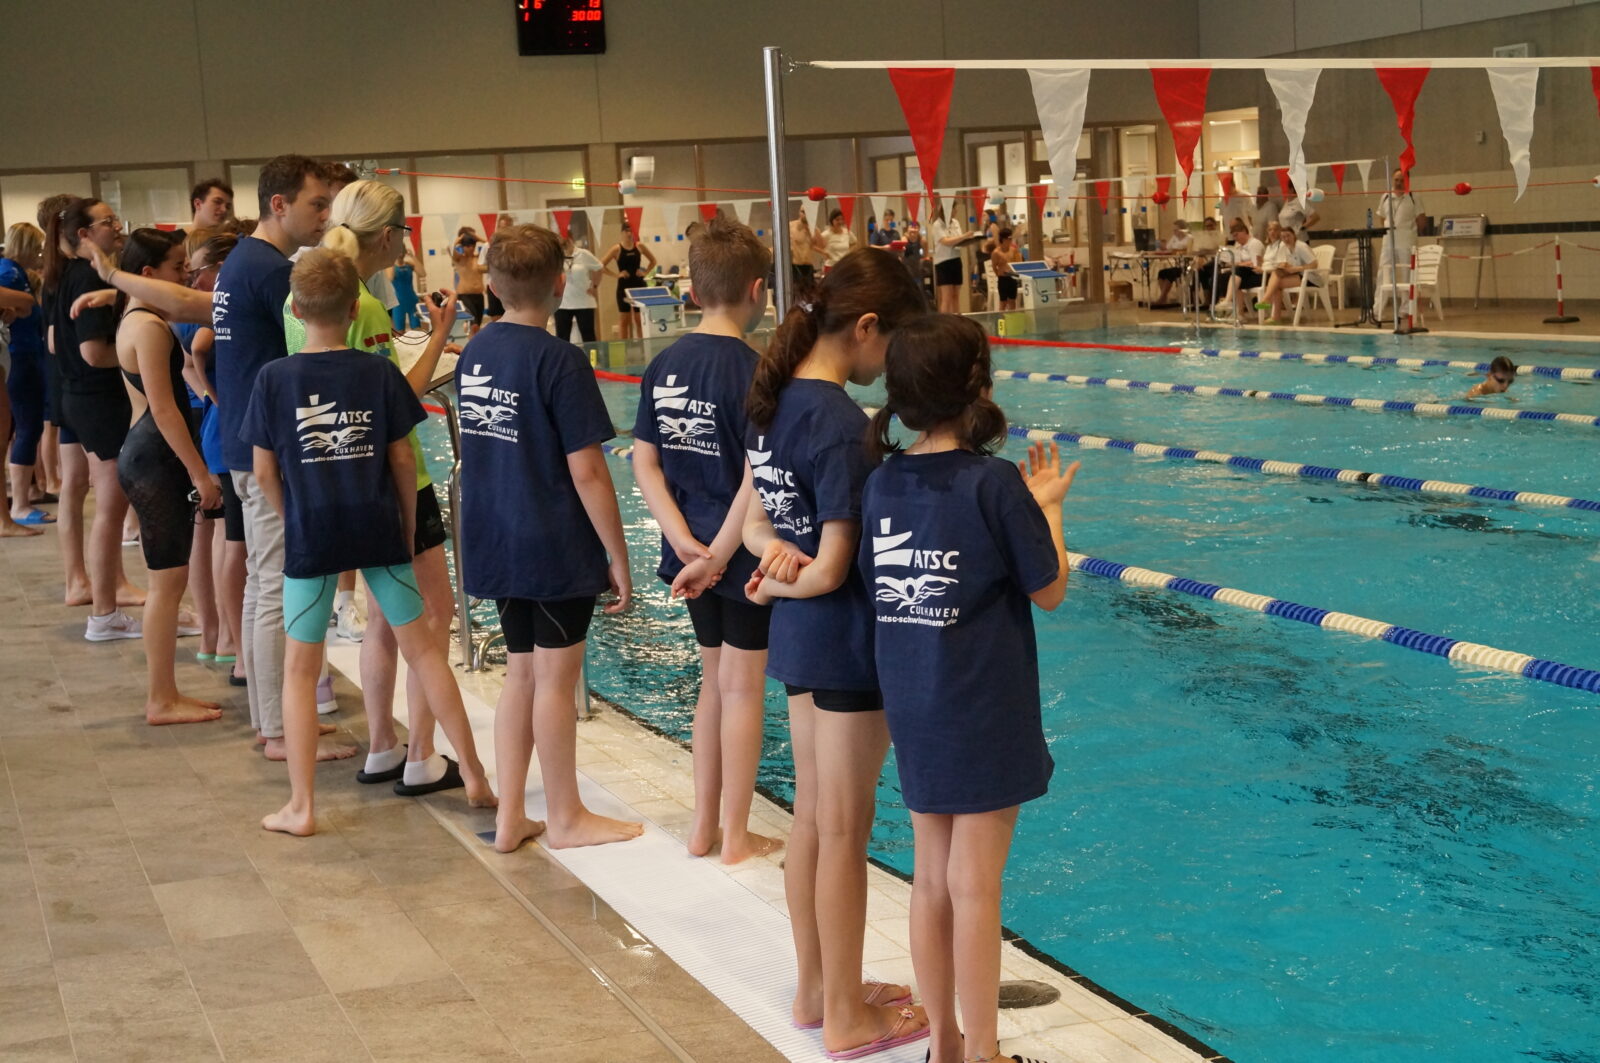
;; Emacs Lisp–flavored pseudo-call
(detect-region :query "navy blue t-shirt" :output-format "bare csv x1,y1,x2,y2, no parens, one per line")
239,349,424,579
214,236,292,472
0,259,43,357
747,378,878,690
455,322,615,601
632,333,761,599
860,451,1059,814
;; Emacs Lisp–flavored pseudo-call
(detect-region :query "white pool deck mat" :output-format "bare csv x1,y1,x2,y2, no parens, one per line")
325,641,1212,1063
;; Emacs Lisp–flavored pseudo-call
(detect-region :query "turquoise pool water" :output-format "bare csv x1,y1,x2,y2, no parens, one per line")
423,325,1600,1063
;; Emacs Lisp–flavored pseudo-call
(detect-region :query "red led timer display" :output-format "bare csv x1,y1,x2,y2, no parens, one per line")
517,0,605,54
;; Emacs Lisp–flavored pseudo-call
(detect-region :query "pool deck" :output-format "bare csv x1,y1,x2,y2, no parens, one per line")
0,515,1227,1062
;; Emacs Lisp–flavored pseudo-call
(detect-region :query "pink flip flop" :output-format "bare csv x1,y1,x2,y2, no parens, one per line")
823,1006,930,1060
792,982,914,1030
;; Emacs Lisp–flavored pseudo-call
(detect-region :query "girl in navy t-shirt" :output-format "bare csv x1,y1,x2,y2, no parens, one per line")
861,314,1077,1063
740,249,933,1057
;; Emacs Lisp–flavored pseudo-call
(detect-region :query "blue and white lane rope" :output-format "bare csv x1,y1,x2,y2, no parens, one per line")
1067,551,1600,693
993,370,1600,428
1002,425,1600,512
1182,346,1600,382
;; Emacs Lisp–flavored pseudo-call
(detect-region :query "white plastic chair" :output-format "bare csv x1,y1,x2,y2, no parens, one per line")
1290,245,1338,325
1375,244,1445,324
1325,239,1359,310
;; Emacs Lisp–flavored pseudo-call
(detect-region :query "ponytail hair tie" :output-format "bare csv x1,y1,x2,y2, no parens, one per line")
797,299,815,313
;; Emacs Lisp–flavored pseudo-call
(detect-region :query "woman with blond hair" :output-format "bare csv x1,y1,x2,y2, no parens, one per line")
2,222,51,529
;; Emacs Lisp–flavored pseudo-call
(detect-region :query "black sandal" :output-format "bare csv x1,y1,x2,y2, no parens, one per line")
393,756,464,796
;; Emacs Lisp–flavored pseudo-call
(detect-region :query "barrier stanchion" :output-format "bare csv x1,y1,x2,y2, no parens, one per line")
1544,237,1580,324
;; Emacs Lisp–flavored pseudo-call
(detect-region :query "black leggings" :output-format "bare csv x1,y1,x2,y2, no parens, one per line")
7,351,45,465
117,414,196,571
553,308,597,343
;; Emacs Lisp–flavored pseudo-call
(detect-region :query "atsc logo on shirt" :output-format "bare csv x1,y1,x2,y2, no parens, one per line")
872,517,960,626
653,374,718,455
296,394,374,463
458,364,519,442
748,435,805,535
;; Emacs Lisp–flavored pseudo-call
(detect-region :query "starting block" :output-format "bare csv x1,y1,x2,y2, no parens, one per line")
625,286,685,336
1010,260,1075,309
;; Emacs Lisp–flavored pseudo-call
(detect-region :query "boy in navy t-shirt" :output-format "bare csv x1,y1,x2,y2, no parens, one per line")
455,224,641,853
631,216,779,865
242,250,496,837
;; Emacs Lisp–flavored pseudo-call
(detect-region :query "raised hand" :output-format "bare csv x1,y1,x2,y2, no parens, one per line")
1018,441,1080,510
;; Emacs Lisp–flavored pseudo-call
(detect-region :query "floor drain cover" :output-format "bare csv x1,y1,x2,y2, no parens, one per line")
998,979,1060,1009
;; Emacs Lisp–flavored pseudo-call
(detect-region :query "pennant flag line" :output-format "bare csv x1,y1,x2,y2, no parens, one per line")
1265,67,1320,208
1486,67,1538,201
1028,68,1092,195
1376,67,1431,175
888,67,956,197
1151,67,1212,200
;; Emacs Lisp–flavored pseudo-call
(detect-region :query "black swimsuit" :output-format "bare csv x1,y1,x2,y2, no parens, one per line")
615,243,646,311
117,308,198,571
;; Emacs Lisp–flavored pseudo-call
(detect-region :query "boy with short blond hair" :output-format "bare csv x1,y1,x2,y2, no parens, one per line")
457,224,641,852
631,215,780,863
243,248,495,835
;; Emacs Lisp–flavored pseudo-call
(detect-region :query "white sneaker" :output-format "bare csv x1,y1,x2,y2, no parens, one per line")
316,676,338,715
333,601,365,643
176,623,202,638
85,610,142,642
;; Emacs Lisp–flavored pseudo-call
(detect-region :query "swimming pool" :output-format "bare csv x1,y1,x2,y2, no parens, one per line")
423,324,1600,1063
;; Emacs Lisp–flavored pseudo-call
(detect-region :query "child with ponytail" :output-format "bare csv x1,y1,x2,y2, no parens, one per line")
742,248,931,1059
860,314,1077,1063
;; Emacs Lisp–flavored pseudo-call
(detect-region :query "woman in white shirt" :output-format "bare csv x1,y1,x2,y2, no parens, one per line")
554,237,604,343
927,203,967,313
1254,227,1319,323
812,209,857,271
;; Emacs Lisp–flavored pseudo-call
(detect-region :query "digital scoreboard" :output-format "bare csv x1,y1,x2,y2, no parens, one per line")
517,0,605,56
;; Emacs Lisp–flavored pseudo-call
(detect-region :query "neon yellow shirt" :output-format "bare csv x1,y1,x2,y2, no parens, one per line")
282,281,431,489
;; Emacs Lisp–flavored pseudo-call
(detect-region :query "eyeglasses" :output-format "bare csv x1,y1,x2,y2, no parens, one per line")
91,215,123,230
387,221,413,234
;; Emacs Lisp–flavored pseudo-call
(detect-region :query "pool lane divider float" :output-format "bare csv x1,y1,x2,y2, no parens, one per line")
1004,423,1600,513
987,335,1600,383
1067,551,1600,694
992,370,1600,428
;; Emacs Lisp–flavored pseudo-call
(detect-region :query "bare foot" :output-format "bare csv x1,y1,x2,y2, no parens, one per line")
493,815,546,853
687,818,721,858
116,582,146,607
0,521,43,538
261,735,358,762
721,829,784,865
178,693,221,711
466,781,499,809
256,723,337,744
63,581,91,607
545,810,644,849
261,803,315,836
146,699,224,726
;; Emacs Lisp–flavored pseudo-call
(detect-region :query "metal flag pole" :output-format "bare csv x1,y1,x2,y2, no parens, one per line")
764,46,793,317
1385,155,1404,334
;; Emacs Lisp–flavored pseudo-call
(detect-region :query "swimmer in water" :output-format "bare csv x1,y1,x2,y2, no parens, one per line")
1466,355,1516,399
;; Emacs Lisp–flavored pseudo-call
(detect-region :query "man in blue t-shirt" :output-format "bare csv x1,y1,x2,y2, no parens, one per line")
241,249,495,836
455,222,640,854
214,156,332,758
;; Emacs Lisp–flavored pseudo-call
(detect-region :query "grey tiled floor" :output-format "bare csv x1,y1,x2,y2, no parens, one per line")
0,522,781,1062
